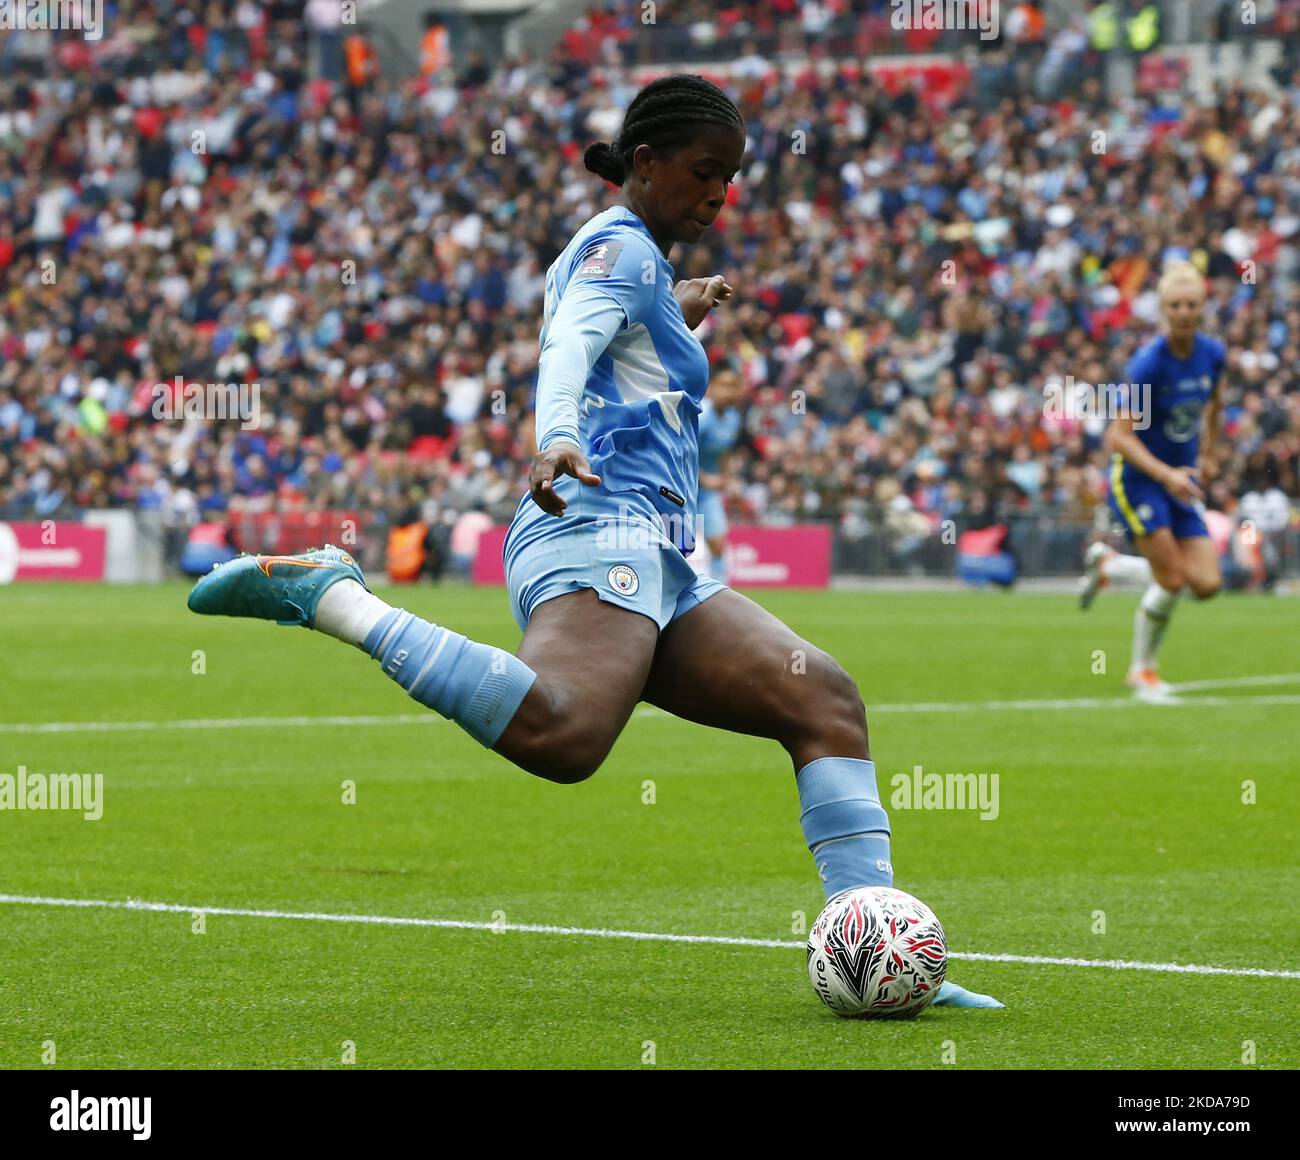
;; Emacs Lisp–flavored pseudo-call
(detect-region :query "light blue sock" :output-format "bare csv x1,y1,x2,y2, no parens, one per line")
797,756,893,900
364,609,537,748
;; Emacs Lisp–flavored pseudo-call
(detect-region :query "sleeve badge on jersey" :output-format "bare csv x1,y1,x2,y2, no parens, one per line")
576,240,624,279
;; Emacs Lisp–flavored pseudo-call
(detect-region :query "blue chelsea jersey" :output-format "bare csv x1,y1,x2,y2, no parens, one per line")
1121,334,1225,469
540,206,712,521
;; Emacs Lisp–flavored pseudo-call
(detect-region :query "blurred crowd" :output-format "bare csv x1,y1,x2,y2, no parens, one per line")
571,1,1300,70
0,0,1297,574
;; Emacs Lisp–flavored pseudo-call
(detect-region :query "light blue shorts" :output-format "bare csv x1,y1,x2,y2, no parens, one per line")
503,476,727,632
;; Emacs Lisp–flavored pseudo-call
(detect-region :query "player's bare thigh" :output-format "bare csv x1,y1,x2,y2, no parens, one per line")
1178,535,1222,599
640,588,868,770
1134,528,1221,598
494,588,660,784
1135,528,1186,590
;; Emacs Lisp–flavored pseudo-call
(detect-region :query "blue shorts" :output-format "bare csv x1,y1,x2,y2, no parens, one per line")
503,476,727,632
1107,456,1208,541
698,487,728,541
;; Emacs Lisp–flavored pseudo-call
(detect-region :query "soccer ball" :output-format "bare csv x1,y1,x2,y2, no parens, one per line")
806,886,947,1018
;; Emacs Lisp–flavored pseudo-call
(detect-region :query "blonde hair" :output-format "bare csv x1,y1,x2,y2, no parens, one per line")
1157,260,1205,301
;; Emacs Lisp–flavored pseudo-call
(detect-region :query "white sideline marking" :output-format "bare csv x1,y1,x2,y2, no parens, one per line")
869,694,1300,714
947,950,1300,978
4,690,1300,734
1168,673,1300,693
0,893,1296,980
0,714,440,734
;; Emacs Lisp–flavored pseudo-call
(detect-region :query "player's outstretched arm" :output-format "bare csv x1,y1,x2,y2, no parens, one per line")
530,279,623,515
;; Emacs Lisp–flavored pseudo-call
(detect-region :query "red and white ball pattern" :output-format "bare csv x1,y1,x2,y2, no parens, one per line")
807,886,947,1018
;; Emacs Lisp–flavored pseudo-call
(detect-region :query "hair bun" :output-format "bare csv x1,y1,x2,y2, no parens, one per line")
583,140,626,187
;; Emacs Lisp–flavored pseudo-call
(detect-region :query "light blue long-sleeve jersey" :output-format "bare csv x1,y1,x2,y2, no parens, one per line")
534,206,712,525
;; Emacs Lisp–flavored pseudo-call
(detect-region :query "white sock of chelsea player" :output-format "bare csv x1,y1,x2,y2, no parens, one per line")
1133,582,1179,670
1102,553,1153,586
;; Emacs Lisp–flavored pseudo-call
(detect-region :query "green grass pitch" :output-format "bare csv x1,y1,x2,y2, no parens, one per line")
1,582,1296,1069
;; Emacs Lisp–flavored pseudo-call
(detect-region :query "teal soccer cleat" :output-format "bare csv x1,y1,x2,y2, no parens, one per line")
932,980,1004,1008
186,545,369,627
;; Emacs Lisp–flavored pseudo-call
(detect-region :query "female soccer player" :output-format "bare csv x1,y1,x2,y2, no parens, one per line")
695,367,746,583
1079,261,1225,700
189,74,997,1008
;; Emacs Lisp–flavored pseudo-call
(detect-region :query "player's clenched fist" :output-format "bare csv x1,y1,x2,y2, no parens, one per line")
529,440,602,516
674,275,733,329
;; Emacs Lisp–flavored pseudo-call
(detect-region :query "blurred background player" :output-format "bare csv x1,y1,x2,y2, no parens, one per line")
1080,261,1225,701
695,367,745,583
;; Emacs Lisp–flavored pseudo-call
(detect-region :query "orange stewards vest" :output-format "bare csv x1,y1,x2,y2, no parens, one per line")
421,26,451,77
344,35,376,87
387,523,428,582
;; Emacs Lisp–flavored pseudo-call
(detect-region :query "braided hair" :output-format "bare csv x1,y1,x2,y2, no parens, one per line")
584,74,744,188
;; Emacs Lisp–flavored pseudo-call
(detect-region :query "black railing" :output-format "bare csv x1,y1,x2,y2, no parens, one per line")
831,514,1300,586
4,503,1296,584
